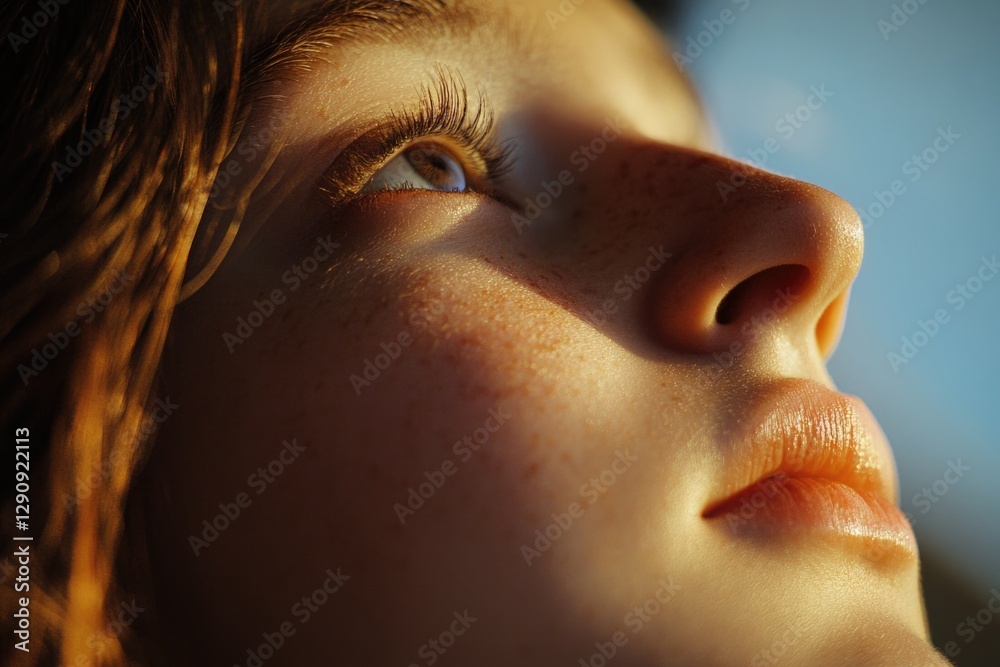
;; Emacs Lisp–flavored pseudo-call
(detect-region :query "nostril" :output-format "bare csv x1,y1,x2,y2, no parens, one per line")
714,279,748,325
714,264,811,326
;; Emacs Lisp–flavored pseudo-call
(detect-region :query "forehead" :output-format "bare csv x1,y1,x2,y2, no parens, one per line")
251,0,642,50
247,0,702,146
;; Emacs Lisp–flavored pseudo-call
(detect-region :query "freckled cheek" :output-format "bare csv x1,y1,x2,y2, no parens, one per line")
262,284,588,535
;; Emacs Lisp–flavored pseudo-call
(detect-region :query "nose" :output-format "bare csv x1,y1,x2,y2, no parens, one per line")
642,147,864,359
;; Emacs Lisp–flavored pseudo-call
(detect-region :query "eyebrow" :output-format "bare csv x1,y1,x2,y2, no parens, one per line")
246,0,532,87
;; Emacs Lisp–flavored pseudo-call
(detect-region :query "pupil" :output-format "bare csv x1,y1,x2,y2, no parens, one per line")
425,154,448,171
409,147,456,188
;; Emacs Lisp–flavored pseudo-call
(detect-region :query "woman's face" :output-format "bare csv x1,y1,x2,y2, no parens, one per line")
146,0,946,664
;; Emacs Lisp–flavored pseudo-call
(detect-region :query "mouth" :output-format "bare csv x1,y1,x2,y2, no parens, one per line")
702,379,917,560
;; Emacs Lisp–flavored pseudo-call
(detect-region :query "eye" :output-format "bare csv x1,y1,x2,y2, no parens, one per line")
362,142,469,195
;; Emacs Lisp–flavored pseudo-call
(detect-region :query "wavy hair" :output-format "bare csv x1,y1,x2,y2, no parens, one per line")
0,0,247,662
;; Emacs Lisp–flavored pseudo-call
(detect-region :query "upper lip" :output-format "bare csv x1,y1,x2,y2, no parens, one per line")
703,378,898,517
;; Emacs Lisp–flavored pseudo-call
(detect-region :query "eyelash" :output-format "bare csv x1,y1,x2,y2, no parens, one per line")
321,70,517,208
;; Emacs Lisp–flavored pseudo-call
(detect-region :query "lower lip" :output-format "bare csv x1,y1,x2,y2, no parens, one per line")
705,476,918,560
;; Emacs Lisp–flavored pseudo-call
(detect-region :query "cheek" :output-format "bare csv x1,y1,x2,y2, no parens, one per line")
152,241,705,655
267,270,618,544
249,267,693,583
156,266,600,557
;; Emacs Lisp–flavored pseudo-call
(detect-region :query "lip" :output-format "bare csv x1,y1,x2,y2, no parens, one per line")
703,379,917,560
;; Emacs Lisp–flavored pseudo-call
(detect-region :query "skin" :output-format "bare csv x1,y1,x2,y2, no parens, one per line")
140,0,950,664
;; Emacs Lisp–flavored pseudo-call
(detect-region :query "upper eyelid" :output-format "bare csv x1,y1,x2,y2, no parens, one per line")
319,129,406,207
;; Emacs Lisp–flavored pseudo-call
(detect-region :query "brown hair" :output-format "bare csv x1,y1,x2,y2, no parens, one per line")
0,0,248,662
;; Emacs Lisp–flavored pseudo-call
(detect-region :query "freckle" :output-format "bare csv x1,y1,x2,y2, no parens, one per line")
619,161,630,177
523,462,539,480
341,78,350,86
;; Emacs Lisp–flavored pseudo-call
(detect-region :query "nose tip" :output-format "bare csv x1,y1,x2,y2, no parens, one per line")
648,170,864,358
